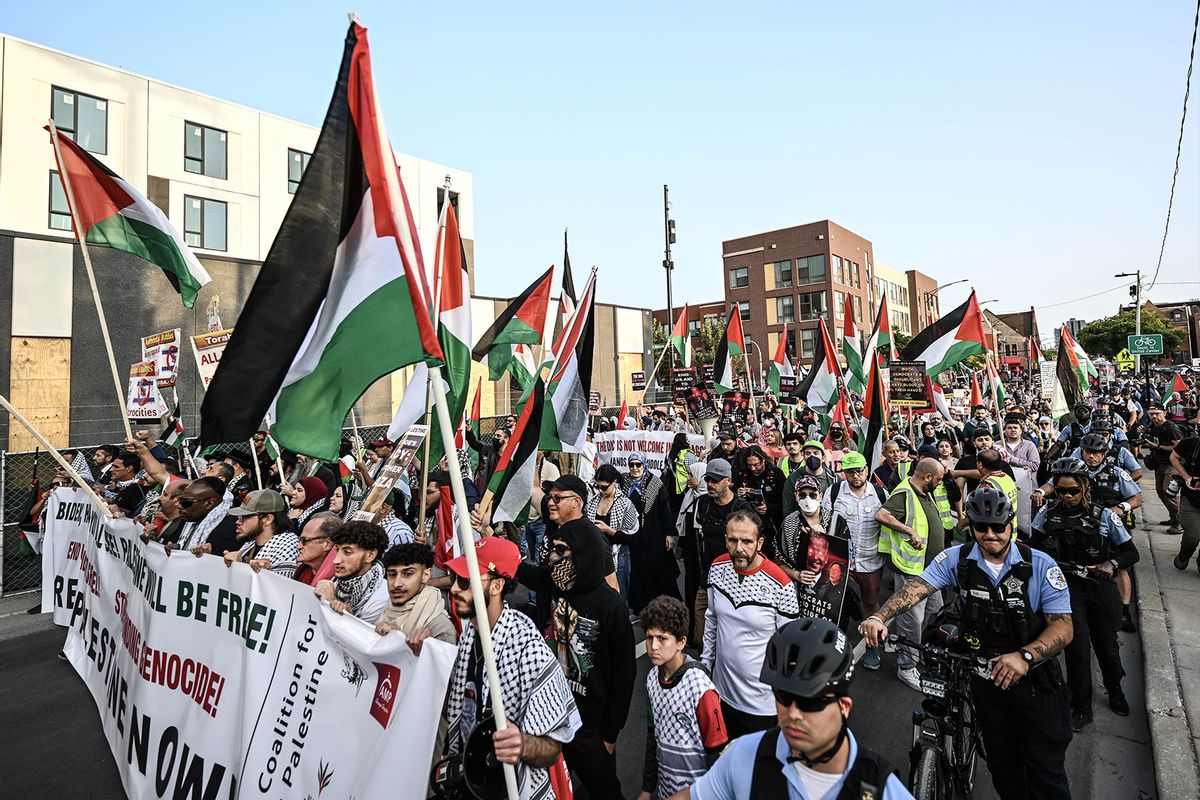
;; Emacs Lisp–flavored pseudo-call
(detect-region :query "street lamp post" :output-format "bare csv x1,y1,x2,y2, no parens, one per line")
924,278,968,327
1115,271,1142,372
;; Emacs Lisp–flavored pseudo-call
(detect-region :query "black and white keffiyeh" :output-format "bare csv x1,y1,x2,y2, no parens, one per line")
333,561,384,616
238,532,300,576
176,490,234,550
445,605,580,800
584,492,639,535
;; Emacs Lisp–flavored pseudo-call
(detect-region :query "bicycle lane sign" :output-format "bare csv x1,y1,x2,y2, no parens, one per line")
1127,334,1163,355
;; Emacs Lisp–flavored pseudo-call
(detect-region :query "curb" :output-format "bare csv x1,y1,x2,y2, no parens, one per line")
1133,501,1200,800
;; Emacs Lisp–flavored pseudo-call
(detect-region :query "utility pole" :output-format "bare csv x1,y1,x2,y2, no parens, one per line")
663,184,677,394
1116,270,1142,372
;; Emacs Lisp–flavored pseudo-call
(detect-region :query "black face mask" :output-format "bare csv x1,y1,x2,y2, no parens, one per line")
805,455,823,471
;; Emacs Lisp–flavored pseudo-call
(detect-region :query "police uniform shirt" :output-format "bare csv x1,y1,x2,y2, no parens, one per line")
690,728,912,800
1068,446,1140,475
1085,464,1141,501
1031,505,1132,549
1057,423,1128,444
919,543,1072,616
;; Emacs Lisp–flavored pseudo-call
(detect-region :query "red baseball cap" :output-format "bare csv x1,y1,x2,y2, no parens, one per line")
445,537,521,581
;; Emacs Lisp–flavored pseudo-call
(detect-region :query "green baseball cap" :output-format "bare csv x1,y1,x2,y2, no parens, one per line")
840,451,867,470
802,440,826,453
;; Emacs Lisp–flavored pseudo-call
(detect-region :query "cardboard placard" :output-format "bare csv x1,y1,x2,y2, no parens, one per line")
778,374,798,404
353,425,428,523
589,390,602,416
141,329,182,388
191,328,234,390
888,360,928,407
671,367,696,401
126,361,170,420
630,370,646,391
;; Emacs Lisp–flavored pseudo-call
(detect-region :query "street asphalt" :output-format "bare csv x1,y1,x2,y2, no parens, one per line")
0,578,1157,799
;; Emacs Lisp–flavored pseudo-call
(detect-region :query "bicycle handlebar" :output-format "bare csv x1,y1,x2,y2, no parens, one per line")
888,635,992,669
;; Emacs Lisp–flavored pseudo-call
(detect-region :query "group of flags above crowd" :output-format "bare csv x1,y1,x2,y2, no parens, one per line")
43,15,1145,520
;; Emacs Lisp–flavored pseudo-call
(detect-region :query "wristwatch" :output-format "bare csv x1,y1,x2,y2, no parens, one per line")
1018,648,1035,666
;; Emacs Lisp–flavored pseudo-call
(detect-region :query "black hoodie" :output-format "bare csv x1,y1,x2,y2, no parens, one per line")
516,516,636,742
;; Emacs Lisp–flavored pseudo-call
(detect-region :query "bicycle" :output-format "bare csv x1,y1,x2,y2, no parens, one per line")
891,629,991,800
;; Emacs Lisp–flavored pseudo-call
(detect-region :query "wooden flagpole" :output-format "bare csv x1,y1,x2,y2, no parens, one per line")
48,122,133,442
0,394,112,516
249,439,263,490
418,182,453,537
429,365,520,800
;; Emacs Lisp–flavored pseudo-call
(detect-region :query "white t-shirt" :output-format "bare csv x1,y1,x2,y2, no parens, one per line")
983,559,1005,580
793,762,842,798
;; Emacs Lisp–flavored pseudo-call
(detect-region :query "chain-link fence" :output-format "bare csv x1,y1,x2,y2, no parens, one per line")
0,416,511,597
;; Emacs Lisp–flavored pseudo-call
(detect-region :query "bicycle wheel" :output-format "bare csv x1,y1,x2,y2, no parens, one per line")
912,746,944,800
952,705,978,797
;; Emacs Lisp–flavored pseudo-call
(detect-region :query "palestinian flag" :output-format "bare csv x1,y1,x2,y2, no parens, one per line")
512,343,539,391
425,190,472,467
473,266,554,381
160,405,185,448
984,355,1007,412
1052,325,1088,417
201,22,442,460
841,293,866,393
1029,337,1043,369
541,274,596,452
489,378,545,524
1171,373,1188,395
899,292,988,377
969,370,983,407
857,356,889,471
767,322,795,395
669,305,692,368
791,318,842,413
864,294,896,367
48,127,211,307
712,305,747,394
617,396,629,429
1062,326,1098,383
552,230,578,341
338,455,355,485
931,378,954,421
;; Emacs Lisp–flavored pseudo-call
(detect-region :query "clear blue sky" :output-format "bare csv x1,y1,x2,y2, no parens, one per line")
7,1,1198,344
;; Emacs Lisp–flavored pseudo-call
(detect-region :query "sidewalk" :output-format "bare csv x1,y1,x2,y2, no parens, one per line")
1133,473,1200,799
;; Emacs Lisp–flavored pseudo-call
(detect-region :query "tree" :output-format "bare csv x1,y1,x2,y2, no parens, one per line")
1077,309,1185,359
893,331,913,352
651,318,735,386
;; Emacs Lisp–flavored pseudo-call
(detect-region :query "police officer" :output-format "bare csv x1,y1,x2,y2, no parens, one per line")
1048,402,1093,460
670,617,913,800
1071,416,1140,478
1032,458,1139,731
861,487,1075,800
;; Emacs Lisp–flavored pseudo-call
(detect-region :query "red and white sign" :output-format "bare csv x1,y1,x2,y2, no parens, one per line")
191,328,234,390
141,328,182,388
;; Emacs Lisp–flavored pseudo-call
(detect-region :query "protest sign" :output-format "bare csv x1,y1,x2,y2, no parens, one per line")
40,487,453,800
594,430,706,473
126,361,170,420
630,371,646,391
1039,361,1056,400
589,390,602,416
778,375,798,404
671,368,696,401
721,391,751,418
192,328,234,390
888,360,928,407
207,295,223,332
354,425,428,523
790,529,851,624
141,329,182,388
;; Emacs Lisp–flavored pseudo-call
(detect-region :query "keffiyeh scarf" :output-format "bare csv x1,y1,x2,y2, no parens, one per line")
334,561,384,616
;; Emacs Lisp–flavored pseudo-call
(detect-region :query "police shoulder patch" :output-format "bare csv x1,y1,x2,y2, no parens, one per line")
1046,565,1067,590
933,549,950,565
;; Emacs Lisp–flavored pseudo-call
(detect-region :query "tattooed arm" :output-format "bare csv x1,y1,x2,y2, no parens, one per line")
858,577,937,647
1026,613,1074,663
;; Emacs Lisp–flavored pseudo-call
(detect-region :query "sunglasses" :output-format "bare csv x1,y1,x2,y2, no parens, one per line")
1055,486,1083,497
595,483,612,491
177,496,214,508
704,476,725,484
452,573,495,591
773,689,841,712
797,492,820,500
628,462,644,468
547,494,578,504
972,522,1009,534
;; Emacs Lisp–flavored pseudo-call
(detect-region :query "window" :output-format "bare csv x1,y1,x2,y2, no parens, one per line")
288,148,311,194
776,295,795,323
52,87,107,154
703,314,720,328
853,296,863,324
799,291,828,321
834,290,846,318
184,122,228,179
184,196,227,251
729,267,749,289
848,261,861,288
832,255,844,284
770,260,792,288
786,327,797,356
738,301,751,321
800,328,816,359
48,172,73,231
437,187,460,217
796,254,826,284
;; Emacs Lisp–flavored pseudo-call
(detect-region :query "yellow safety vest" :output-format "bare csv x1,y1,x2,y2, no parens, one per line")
882,478,930,576
981,472,1019,540
933,481,954,531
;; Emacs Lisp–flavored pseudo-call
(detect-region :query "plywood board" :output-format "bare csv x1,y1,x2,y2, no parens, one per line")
8,336,71,450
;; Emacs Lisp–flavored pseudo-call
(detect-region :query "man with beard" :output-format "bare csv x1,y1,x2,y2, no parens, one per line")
682,460,752,643
702,511,799,738
314,521,389,624
175,477,237,555
443,537,581,800
737,447,786,547
515,476,636,799
224,490,298,577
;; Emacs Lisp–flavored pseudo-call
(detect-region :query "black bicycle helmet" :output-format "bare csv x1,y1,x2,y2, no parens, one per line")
1088,415,1114,433
964,486,1013,525
760,617,855,697
1080,432,1110,452
1050,457,1089,479
1073,403,1091,418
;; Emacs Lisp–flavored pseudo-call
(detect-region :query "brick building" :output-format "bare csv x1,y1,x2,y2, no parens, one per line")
1118,300,1200,363
984,307,1041,372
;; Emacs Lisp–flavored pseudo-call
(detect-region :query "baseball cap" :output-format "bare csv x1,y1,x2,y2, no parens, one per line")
228,490,288,516
802,440,826,453
705,458,732,479
719,427,737,441
550,475,589,500
445,537,521,581
841,451,867,470
368,436,395,449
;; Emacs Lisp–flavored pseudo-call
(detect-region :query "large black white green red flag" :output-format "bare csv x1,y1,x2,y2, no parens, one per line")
712,305,747,394
898,291,988,377
791,318,841,413
201,21,441,459
540,273,596,452
488,378,545,524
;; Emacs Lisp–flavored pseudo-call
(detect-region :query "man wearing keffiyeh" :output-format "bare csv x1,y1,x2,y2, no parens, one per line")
314,520,389,624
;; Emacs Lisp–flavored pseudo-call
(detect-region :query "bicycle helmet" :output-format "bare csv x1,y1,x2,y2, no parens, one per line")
1050,457,1089,479
760,617,855,698
1073,403,1092,419
1080,432,1110,453
1088,415,1114,433
964,486,1013,525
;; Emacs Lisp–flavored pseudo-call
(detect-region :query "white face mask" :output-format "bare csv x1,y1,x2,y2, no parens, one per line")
798,497,820,515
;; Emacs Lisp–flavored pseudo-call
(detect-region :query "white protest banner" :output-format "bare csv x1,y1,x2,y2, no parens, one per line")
593,430,706,473
126,361,171,420
1040,361,1056,400
192,328,234,390
40,488,454,800
141,329,182,388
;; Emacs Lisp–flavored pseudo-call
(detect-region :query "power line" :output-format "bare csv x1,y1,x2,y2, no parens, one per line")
1034,283,1126,310
1148,0,1200,292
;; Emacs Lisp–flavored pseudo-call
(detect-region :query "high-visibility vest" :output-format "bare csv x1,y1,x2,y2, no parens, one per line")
898,460,913,482
932,481,955,531
982,472,1019,540
882,478,930,576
